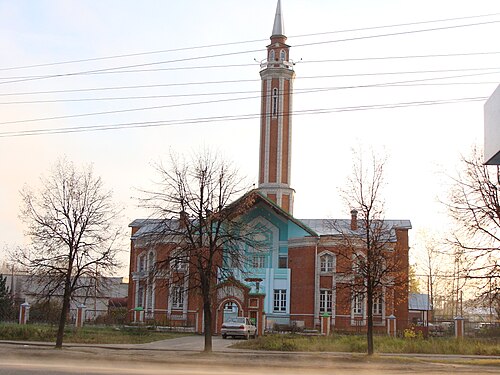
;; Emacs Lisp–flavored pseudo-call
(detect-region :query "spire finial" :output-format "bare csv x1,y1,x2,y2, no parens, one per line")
272,0,285,37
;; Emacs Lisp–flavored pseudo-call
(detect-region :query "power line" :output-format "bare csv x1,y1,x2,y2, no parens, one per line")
0,97,487,138
2,50,500,80
1,69,498,126
1,67,500,100
2,19,499,86
1,81,497,106
2,11,499,72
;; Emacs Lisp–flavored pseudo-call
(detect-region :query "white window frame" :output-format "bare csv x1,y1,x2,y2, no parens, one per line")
319,289,333,314
273,289,287,313
138,254,146,272
171,285,185,310
272,88,279,117
252,254,266,268
353,294,364,315
280,49,286,61
320,253,334,273
148,251,155,272
372,295,383,315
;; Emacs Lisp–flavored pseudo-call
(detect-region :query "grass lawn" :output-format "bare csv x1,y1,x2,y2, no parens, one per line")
232,334,500,356
0,323,191,344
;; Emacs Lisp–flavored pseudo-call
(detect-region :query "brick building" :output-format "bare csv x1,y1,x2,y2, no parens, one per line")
127,0,411,334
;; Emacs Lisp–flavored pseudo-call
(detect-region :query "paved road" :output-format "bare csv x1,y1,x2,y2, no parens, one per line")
1,337,499,374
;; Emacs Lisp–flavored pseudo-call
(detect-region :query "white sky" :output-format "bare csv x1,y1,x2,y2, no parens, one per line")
1,0,499,276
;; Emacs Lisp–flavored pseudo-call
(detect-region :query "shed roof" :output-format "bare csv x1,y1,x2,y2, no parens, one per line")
409,293,431,311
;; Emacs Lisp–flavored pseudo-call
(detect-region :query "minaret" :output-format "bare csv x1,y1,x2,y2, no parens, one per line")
258,0,296,214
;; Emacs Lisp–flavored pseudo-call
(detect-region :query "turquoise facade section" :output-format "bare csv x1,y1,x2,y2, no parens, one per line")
225,201,312,324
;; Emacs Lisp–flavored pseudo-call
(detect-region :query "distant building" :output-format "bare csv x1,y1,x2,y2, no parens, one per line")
127,0,411,334
4,273,127,320
409,293,433,324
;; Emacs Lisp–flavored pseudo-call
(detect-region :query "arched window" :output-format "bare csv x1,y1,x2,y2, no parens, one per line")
269,50,275,61
320,253,335,273
148,251,155,272
280,49,286,61
272,88,279,117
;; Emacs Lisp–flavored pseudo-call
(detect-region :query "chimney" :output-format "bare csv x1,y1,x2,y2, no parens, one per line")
179,210,188,229
350,209,358,231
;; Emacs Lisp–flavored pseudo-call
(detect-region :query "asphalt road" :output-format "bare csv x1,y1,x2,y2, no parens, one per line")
0,337,499,375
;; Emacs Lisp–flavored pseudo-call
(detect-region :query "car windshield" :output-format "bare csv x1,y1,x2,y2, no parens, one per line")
228,317,246,323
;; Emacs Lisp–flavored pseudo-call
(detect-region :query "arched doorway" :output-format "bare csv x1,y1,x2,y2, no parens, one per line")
223,301,239,322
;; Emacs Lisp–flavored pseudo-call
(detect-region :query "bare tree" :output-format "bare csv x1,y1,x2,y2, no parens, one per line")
15,159,121,348
446,146,500,305
139,152,262,352
332,151,408,355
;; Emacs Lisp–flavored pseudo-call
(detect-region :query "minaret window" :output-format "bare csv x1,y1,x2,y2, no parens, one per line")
269,50,275,61
280,49,286,61
272,88,279,117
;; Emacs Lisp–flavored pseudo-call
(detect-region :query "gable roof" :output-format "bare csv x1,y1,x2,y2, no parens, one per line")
129,191,411,242
227,189,318,237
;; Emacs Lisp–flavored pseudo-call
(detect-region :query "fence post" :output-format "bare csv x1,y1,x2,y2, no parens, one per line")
321,313,331,335
76,304,86,328
454,316,464,338
387,314,396,337
19,302,30,325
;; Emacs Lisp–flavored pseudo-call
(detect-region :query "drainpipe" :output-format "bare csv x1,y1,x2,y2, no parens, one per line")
313,236,320,327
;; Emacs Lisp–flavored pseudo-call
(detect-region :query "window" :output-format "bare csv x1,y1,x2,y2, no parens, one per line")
373,295,383,315
353,294,363,315
319,290,333,313
269,50,275,61
172,258,188,272
273,289,287,313
137,285,144,307
352,254,365,274
148,251,155,272
146,286,153,311
320,254,334,272
138,255,146,272
171,249,188,271
272,88,279,117
280,49,286,61
278,255,288,269
171,285,185,309
252,254,265,268
224,301,237,312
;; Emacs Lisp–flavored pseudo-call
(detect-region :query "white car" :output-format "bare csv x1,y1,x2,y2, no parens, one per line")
221,317,257,339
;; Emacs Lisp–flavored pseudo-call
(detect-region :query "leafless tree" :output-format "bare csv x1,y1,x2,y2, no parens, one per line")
139,151,262,352
15,159,121,348
446,146,500,307
332,151,408,355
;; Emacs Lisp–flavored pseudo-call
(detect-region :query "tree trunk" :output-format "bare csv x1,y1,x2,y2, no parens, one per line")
55,279,72,349
201,280,213,353
366,285,374,355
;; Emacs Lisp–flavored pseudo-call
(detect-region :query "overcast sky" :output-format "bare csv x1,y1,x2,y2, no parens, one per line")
1,0,499,276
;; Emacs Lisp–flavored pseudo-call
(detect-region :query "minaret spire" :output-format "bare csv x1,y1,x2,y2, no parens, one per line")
272,0,285,37
258,0,296,214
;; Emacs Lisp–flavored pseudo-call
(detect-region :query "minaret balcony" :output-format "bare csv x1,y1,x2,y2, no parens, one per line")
260,59,294,71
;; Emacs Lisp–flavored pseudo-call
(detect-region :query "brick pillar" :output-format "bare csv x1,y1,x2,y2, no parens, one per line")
321,313,331,336
454,316,464,338
76,304,86,328
19,302,30,325
387,315,396,337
